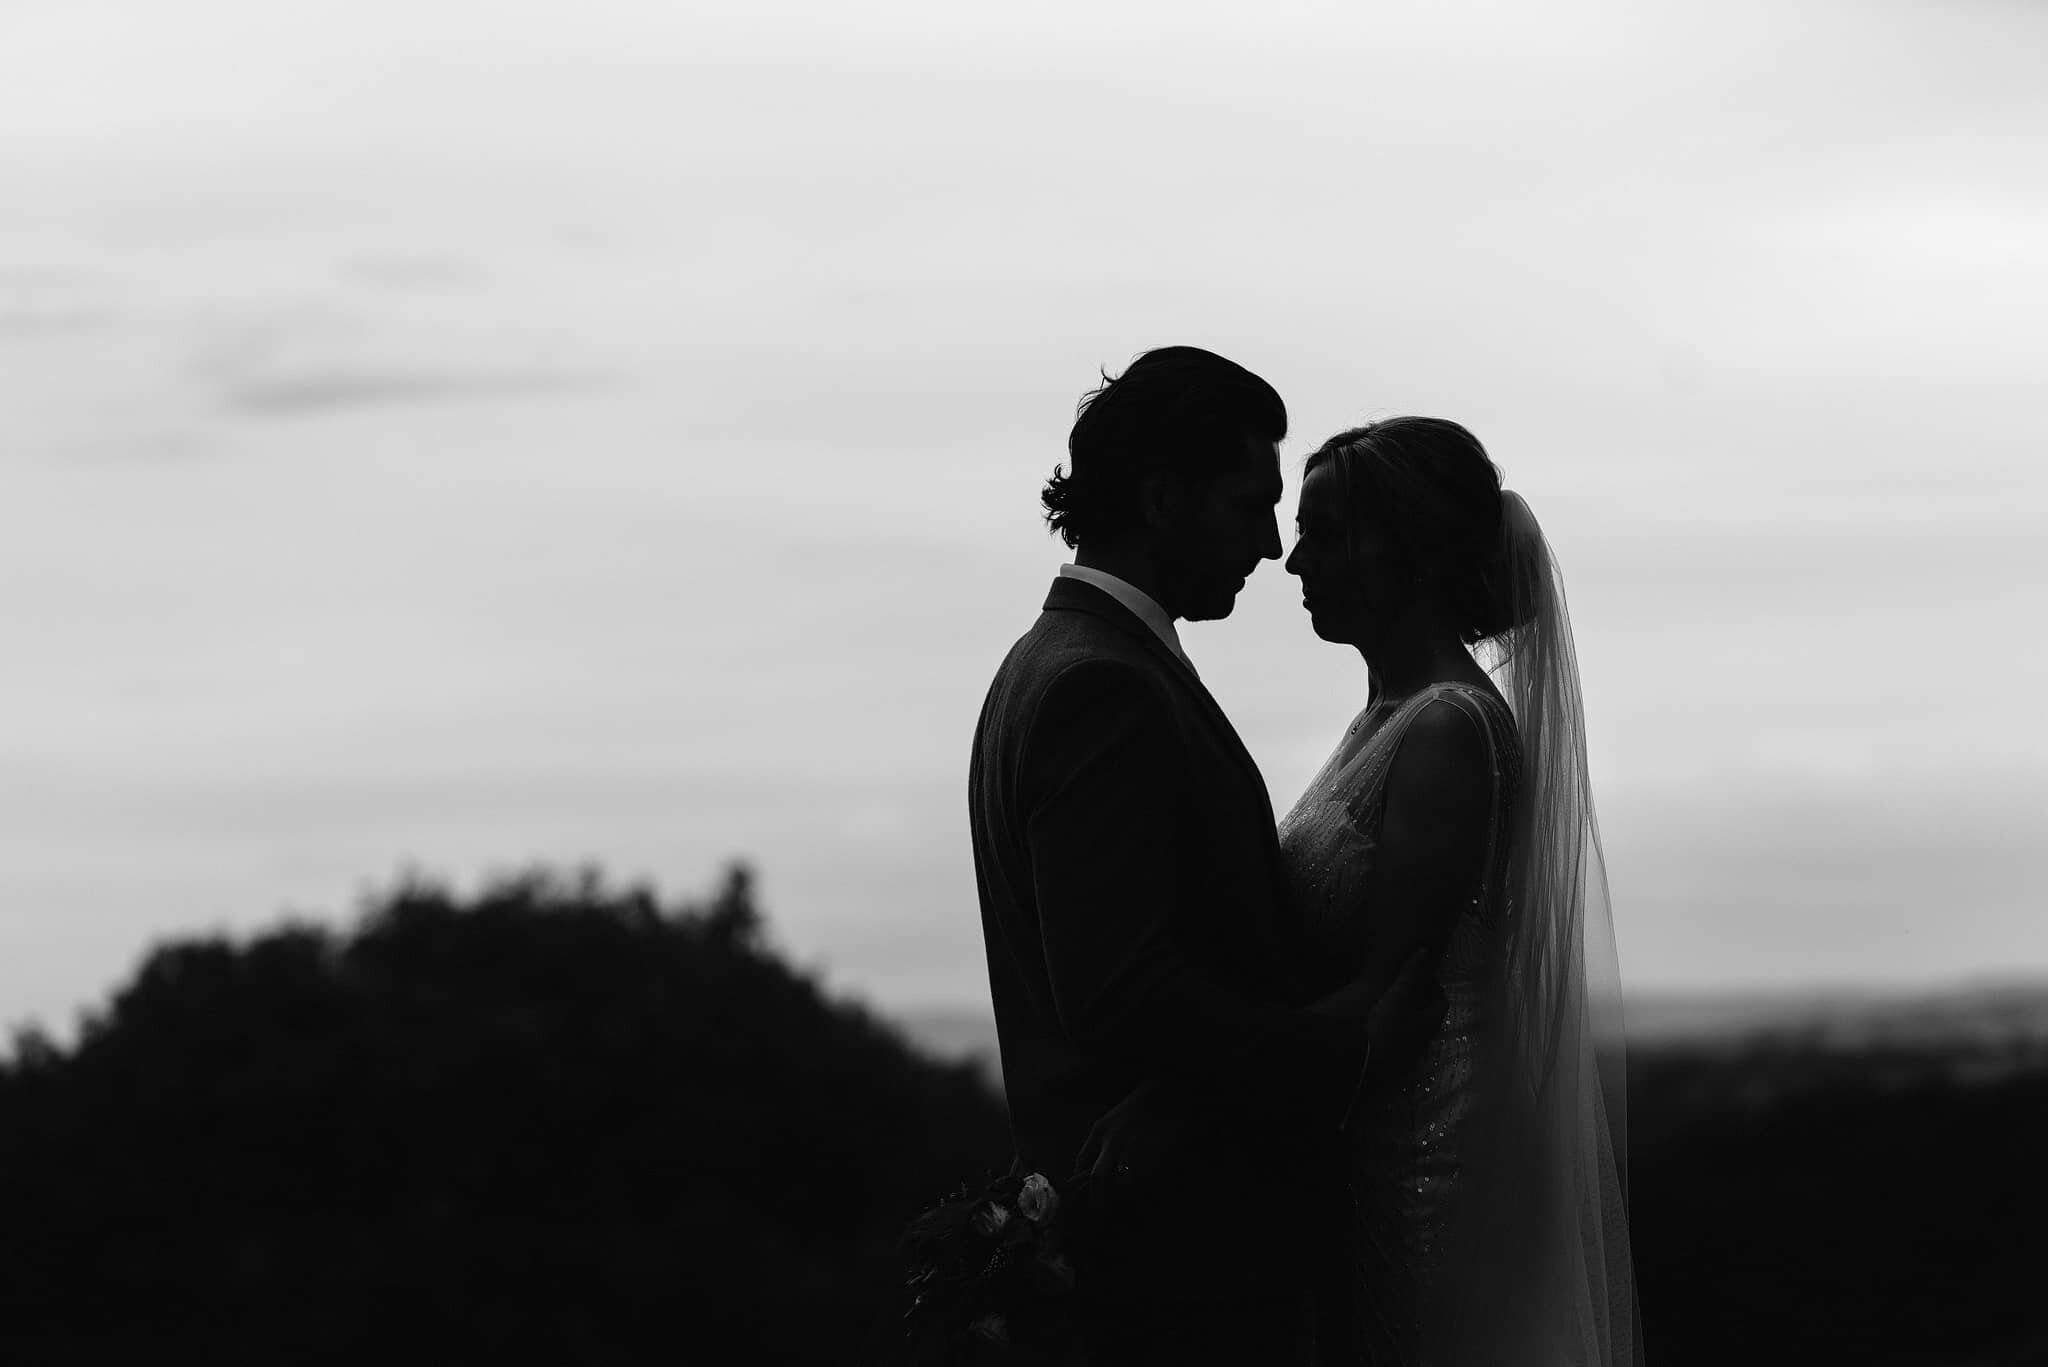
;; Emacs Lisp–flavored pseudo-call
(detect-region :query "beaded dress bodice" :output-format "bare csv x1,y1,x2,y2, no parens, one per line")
1277,681,1522,1366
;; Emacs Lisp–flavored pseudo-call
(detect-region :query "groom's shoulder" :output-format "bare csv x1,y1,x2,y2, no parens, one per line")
1001,596,1161,683
983,602,1171,725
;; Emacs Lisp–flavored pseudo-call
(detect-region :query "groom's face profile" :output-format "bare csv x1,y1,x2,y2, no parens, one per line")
1152,436,1285,622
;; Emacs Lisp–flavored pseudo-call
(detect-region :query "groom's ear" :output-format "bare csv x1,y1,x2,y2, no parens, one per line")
1137,470,1187,532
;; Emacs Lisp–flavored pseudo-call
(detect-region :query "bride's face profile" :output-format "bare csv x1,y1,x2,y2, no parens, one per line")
1285,462,1410,648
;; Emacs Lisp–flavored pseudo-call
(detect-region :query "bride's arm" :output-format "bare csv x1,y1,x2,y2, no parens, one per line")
1362,698,1499,961
1309,699,1500,1102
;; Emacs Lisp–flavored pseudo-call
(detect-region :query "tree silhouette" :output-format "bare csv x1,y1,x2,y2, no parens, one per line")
0,863,1010,1364
1628,1034,2048,1367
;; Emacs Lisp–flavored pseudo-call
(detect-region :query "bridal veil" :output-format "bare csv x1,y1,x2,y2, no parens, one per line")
1466,491,1643,1366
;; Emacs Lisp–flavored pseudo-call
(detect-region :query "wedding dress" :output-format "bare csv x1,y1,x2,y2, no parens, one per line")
1279,495,1641,1367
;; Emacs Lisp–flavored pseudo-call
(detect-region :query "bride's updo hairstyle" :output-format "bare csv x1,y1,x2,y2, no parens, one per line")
1303,416,1527,645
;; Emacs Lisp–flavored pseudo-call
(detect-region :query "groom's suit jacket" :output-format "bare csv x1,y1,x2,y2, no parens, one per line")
969,575,1363,1206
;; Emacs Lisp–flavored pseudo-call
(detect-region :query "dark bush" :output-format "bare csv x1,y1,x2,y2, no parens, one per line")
0,864,1010,1365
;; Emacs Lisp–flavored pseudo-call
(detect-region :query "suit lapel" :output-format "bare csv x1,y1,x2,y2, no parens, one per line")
1042,578,1275,822
1177,665,1278,829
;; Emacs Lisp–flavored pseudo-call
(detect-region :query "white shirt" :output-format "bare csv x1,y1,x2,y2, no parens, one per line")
1057,563,1197,676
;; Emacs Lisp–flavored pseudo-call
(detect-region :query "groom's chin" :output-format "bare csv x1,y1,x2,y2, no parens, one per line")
1180,589,1242,623
1180,574,1250,623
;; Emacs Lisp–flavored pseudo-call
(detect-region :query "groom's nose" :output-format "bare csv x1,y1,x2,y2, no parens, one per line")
1259,510,1283,561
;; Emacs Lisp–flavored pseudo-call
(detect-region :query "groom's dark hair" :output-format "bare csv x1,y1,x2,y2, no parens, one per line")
1041,346,1286,549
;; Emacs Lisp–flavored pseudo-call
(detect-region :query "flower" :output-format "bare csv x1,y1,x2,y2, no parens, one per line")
1017,1172,1059,1226
891,1171,1082,1361
972,1201,1011,1236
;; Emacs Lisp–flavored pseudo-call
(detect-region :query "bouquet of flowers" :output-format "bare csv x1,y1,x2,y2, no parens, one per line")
865,1167,1090,1365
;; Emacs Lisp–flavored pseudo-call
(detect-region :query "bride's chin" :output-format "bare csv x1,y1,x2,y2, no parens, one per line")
1306,611,1359,647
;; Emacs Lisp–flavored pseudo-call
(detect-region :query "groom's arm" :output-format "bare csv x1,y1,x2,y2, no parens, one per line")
1023,660,1364,1124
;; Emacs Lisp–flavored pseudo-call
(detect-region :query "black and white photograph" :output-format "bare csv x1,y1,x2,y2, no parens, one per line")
3,1,2043,1362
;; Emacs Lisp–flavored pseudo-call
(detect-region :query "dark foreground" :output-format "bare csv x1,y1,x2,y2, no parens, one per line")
3,867,2042,1365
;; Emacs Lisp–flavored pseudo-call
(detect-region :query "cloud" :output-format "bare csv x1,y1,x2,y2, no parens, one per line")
219,366,615,417
0,306,117,338
340,254,490,292
172,272,624,419
0,265,121,338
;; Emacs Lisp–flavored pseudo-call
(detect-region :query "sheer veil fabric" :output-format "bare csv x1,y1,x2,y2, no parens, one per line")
1465,491,1641,1365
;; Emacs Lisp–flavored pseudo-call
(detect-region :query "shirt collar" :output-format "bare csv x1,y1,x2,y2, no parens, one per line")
1056,563,1196,675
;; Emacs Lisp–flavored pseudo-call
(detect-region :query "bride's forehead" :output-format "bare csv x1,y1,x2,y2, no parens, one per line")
1299,463,1347,506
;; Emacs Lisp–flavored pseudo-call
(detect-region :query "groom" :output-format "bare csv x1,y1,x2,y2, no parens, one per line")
968,347,1420,1362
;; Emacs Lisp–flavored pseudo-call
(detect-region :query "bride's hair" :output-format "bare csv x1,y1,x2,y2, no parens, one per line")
1303,417,1527,644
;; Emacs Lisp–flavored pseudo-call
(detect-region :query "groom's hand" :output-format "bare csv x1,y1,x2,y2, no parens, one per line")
1074,1080,1178,1197
1364,942,1449,1078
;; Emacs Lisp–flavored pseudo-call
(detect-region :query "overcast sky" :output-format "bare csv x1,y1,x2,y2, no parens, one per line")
4,0,2044,1041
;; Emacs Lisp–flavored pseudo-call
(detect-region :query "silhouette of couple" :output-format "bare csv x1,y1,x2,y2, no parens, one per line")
969,347,1641,1365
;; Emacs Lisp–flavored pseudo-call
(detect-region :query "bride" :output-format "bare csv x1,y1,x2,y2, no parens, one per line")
1280,417,1641,1365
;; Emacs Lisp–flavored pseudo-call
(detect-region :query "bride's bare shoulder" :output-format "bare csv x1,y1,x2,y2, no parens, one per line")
1382,696,1496,827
